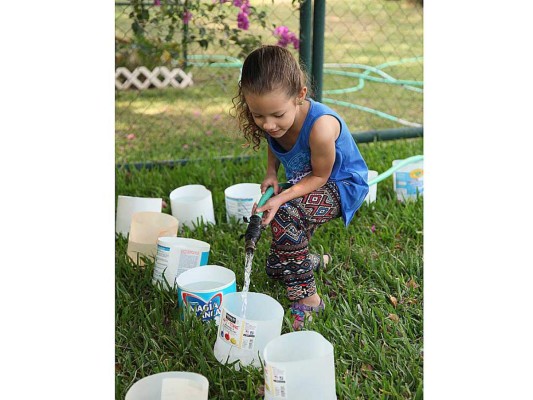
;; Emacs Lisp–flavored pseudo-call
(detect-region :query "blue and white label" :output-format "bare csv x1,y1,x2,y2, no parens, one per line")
153,245,211,286
200,251,209,266
178,280,237,322
394,165,424,201
182,291,223,321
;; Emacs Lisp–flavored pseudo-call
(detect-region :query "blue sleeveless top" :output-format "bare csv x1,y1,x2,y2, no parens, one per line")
266,98,369,226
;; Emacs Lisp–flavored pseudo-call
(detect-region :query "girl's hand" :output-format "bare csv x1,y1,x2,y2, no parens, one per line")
260,175,279,195
255,195,283,226
250,180,280,217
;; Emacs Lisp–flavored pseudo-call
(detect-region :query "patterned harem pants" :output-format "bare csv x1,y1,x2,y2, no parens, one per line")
266,182,342,301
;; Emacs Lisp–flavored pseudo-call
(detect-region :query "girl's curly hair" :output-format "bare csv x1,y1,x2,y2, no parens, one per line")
232,45,310,151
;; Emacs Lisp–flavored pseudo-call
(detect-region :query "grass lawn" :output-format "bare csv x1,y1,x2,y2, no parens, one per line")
115,137,423,399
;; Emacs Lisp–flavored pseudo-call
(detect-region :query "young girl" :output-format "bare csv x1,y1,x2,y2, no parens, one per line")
234,45,369,330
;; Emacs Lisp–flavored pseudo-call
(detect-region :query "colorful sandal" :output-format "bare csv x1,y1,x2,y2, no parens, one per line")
290,299,325,331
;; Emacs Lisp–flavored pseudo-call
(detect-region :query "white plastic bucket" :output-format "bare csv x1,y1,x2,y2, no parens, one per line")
170,185,216,229
213,292,284,369
392,159,424,201
115,195,162,235
224,183,262,223
263,331,337,400
153,237,211,287
127,211,179,266
125,371,209,400
364,170,378,204
177,265,236,323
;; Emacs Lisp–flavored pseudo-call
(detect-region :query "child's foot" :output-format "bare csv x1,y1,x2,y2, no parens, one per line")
309,253,332,272
290,299,325,330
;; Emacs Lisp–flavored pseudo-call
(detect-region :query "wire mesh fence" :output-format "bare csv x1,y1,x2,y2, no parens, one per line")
115,0,423,164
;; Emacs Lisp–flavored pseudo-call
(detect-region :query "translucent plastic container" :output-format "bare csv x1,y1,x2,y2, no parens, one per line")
224,183,262,223
115,195,162,235
177,265,236,323
364,170,378,204
263,331,337,400
213,292,284,369
170,184,216,229
392,159,424,201
125,371,208,400
127,211,179,266
153,237,211,287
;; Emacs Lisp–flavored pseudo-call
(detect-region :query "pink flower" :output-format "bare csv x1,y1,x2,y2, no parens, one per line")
370,225,376,233
233,0,243,6
273,26,289,36
154,0,161,6
292,38,300,50
127,134,136,140
193,110,202,117
237,10,249,30
273,25,300,50
182,10,192,24
213,114,221,121
240,0,250,14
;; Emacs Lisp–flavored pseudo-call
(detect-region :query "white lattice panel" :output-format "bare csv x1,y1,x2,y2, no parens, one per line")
115,66,193,90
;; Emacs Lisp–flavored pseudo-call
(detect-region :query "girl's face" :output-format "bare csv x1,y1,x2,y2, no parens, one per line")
245,88,306,139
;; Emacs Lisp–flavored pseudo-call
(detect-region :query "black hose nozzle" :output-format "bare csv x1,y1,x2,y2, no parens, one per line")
244,214,263,252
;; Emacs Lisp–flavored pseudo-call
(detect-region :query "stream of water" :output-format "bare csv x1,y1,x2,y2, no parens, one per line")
241,250,254,317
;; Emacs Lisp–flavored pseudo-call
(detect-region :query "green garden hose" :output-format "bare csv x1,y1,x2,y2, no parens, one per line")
368,154,424,186
254,154,423,207
185,54,423,127
255,182,292,217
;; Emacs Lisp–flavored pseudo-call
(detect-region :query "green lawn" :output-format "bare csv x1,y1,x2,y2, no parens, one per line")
115,137,423,399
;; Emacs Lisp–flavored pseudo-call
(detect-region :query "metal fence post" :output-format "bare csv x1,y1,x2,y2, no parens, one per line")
182,0,189,68
312,0,325,102
299,0,313,78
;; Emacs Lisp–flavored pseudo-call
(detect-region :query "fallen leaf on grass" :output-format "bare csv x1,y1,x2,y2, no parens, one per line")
115,362,122,372
361,364,374,372
361,364,374,377
406,278,420,289
388,313,400,322
407,298,419,305
389,295,398,307
399,297,418,306
256,385,265,396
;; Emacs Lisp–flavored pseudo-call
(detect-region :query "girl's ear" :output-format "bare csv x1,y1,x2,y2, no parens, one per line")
299,86,308,100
